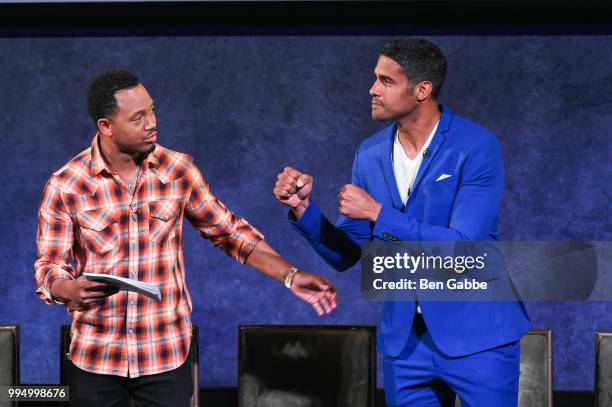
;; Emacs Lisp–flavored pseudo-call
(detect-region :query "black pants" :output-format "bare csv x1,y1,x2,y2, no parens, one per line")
67,356,193,407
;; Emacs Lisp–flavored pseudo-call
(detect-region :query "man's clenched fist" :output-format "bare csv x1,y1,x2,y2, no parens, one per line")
274,167,313,219
338,184,382,222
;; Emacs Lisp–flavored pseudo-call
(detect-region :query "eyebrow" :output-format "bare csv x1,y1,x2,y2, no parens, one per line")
129,102,155,119
376,73,395,83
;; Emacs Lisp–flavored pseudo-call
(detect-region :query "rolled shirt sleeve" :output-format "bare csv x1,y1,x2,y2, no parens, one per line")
184,160,263,263
34,179,76,304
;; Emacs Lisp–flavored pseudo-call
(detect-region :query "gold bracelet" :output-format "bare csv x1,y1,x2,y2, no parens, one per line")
283,266,299,289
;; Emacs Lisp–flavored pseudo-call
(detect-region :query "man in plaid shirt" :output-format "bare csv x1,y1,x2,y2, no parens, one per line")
34,70,337,407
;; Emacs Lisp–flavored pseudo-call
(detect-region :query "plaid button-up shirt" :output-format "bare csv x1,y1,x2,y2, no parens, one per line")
35,135,263,377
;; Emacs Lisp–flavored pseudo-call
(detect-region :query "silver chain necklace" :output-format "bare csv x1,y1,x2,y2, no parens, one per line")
127,164,143,220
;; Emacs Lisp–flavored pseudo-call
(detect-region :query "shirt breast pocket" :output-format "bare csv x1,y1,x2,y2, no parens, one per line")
148,199,180,244
76,207,119,255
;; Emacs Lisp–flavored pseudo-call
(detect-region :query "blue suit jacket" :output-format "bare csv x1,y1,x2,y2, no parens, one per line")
291,105,530,357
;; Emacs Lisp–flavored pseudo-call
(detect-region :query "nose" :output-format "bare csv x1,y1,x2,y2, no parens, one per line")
145,110,157,130
369,80,380,97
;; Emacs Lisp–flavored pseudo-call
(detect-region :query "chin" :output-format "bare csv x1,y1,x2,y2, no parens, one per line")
371,112,390,121
132,144,155,156
141,144,156,156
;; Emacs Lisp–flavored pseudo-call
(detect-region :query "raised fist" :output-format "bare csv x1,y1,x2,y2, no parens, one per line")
274,166,314,218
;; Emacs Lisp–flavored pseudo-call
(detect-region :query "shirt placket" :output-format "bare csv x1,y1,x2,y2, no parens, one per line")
126,172,144,377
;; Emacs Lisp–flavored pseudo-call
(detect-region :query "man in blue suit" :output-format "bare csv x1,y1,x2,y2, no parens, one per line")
274,38,530,406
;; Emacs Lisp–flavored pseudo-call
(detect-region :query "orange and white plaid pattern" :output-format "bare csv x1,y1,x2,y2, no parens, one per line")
35,134,263,377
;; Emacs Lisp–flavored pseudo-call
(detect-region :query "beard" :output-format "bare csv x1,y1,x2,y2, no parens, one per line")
137,143,156,162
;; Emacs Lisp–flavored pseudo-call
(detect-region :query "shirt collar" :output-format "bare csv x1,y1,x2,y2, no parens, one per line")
90,133,160,177
89,133,109,176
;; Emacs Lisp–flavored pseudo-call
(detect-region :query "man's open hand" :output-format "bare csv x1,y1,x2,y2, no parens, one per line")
290,271,337,316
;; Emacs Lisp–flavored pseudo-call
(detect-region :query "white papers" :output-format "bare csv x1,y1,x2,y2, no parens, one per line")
83,273,161,302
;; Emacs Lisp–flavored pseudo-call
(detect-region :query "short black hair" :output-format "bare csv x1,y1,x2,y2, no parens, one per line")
87,69,140,123
381,38,447,99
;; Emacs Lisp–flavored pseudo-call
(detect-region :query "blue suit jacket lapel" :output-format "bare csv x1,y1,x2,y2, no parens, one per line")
378,105,455,210
380,123,404,210
406,105,454,207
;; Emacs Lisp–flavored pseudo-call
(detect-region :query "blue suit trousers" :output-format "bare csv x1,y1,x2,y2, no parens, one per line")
383,314,520,407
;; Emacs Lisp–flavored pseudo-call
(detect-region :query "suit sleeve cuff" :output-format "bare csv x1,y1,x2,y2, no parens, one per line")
372,205,418,241
288,202,323,243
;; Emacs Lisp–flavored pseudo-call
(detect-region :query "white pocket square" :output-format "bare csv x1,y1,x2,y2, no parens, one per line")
436,173,452,181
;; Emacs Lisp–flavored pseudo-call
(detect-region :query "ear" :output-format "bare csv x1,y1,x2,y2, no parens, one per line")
414,81,434,102
97,118,112,137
